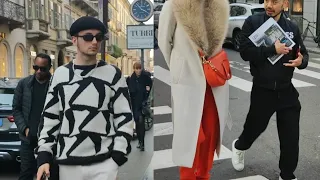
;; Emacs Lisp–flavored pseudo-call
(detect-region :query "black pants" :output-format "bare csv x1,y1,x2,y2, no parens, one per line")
236,84,301,180
19,138,59,180
134,111,145,146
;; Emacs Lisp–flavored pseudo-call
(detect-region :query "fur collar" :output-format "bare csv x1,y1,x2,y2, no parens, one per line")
172,0,230,58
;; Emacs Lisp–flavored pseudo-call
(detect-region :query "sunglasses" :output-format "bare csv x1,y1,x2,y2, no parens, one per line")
33,65,48,72
76,34,104,42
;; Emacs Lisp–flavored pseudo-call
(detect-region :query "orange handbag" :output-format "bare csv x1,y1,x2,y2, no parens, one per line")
199,49,232,87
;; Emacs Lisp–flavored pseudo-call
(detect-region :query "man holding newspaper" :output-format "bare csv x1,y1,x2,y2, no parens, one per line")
231,0,308,180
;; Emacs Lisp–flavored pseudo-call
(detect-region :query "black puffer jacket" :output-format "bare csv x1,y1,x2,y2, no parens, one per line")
12,75,50,142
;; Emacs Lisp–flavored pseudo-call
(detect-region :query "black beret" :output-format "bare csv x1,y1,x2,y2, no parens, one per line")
69,16,107,36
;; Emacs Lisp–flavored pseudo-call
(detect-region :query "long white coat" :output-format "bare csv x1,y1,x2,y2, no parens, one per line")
158,0,231,168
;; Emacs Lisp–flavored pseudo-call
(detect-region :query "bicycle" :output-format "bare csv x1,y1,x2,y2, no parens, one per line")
301,17,320,45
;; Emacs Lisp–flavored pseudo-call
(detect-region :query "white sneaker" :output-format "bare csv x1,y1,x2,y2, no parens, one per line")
231,139,245,171
279,176,297,180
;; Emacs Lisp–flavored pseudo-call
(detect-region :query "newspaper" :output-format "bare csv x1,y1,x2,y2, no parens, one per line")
249,17,295,65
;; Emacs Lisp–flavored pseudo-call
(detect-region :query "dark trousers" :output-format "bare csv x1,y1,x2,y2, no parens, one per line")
134,111,145,146
19,140,37,180
19,138,59,180
235,84,301,180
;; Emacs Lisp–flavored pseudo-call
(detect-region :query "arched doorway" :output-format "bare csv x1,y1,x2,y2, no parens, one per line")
58,50,64,67
0,42,9,77
15,45,25,78
29,45,37,75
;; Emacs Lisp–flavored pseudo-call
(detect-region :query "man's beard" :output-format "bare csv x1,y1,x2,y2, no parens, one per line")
36,72,49,81
77,44,98,57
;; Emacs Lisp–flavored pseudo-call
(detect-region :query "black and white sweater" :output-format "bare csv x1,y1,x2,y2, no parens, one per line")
36,60,134,167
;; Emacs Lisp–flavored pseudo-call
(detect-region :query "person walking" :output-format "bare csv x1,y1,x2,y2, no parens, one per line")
231,1,309,180
158,0,231,179
128,62,152,151
35,16,134,180
12,53,59,180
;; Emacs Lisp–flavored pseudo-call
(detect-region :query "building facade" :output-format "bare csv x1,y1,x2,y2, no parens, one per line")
107,0,147,76
0,0,26,78
25,0,98,75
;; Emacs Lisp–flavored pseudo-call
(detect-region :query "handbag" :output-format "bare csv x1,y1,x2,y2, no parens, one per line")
199,49,232,87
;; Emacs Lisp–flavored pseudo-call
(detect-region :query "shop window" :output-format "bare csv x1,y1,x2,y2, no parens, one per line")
0,43,8,77
50,51,55,74
15,46,24,78
292,0,303,15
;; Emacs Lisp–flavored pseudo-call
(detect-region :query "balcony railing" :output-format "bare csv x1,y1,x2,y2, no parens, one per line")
57,29,73,47
70,0,98,16
26,19,50,40
0,0,25,24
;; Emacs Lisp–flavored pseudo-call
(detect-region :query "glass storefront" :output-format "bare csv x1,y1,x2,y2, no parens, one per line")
50,51,55,74
15,46,24,78
0,43,8,77
292,0,303,15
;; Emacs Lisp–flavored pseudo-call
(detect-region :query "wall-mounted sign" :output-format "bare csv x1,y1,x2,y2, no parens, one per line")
127,25,154,49
30,51,37,57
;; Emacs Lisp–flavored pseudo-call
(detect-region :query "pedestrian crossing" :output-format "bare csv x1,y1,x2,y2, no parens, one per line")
155,57,320,93
152,57,320,179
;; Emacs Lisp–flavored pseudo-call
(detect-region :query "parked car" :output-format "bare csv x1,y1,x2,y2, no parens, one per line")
0,77,21,163
226,3,265,51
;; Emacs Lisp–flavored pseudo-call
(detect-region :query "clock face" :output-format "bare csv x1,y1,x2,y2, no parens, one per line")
131,0,153,22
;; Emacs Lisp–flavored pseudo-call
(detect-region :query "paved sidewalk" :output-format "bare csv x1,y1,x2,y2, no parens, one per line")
117,128,153,180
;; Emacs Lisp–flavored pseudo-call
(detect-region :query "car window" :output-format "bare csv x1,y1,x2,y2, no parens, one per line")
251,8,265,15
0,88,14,110
154,5,162,11
230,6,247,16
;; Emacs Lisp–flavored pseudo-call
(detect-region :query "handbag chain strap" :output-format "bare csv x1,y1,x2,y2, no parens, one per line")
200,54,229,80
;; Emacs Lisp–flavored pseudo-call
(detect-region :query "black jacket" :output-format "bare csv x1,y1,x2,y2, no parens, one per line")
239,12,309,90
12,75,50,142
128,71,153,111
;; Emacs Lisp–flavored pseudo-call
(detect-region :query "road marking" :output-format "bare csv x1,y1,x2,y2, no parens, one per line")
230,175,269,180
294,68,320,80
308,62,320,69
154,65,171,86
152,146,232,170
312,57,320,62
152,106,172,115
229,75,253,92
230,61,316,88
154,122,173,137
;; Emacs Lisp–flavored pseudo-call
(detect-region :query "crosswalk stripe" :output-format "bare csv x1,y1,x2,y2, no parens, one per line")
230,61,316,88
152,106,172,115
230,175,269,180
294,68,320,80
154,65,171,86
308,62,320,69
154,63,316,94
229,75,253,92
152,146,232,170
154,122,173,137
311,57,320,62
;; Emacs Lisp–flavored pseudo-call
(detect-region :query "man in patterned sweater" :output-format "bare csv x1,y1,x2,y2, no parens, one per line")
36,16,134,180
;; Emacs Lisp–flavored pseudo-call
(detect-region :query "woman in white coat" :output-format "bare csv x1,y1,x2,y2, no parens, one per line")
158,0,230,179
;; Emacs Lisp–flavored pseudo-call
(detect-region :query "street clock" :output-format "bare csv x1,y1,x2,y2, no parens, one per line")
130,0,154,22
